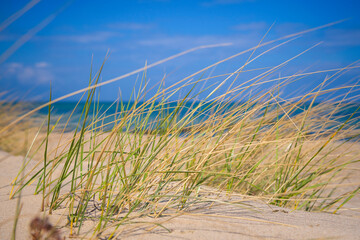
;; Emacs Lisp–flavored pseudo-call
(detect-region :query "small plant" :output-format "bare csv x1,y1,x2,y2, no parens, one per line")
29,217,63,240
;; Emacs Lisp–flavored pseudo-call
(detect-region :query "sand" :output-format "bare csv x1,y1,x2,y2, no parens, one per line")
1,149,360,239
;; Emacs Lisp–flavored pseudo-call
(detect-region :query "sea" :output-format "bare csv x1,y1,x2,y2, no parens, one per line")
22,100,360,138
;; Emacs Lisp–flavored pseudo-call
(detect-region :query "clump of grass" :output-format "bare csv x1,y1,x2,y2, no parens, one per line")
9,41,360,239
0,93,38,155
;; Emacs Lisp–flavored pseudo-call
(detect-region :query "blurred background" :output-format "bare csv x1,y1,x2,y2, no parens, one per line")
0,0,359,101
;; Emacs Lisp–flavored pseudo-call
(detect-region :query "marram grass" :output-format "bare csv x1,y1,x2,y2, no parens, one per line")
6,46,360,239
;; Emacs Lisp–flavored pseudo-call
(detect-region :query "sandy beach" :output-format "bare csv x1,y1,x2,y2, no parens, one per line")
1,143,359,239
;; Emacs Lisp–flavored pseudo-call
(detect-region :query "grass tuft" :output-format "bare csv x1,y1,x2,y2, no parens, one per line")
6,42,360,238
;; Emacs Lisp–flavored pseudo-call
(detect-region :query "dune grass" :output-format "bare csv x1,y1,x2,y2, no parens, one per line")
5,43,360,239
0,94,40,156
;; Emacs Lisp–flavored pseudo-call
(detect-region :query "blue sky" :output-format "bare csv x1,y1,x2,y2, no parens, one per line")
0,0,359,101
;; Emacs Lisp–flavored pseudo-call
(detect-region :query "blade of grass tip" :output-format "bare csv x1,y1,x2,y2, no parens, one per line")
42,83,51,212
225,22,275,94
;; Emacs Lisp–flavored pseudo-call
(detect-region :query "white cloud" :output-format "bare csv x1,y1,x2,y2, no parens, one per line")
324,29,360,47
35,61,49,68
1,62,53,85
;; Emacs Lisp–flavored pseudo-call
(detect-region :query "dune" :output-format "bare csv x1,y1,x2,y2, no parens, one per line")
1,146,359,239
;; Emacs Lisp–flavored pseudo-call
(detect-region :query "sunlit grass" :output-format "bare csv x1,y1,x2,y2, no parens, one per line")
5,39,360,238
